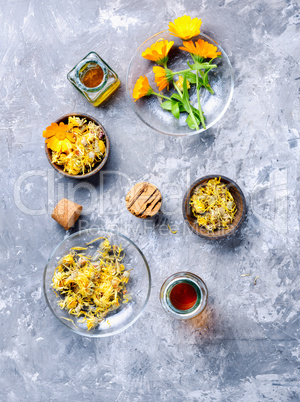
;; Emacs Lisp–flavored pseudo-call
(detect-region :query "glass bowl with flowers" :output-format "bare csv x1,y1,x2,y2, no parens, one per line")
43,228,151,337
43,113,109,178
126,15,234,136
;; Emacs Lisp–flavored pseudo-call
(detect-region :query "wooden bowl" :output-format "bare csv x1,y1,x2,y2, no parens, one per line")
182,175,246,239
44,113,110,179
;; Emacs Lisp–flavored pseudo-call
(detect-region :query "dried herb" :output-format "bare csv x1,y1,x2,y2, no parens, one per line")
190,177,237,231
52,238,130,330
43,116,106,175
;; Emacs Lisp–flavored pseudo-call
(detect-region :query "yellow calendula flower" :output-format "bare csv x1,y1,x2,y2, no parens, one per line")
153,66,173,91
43,122,76,153
176,75,190,91
142,39,174,66
169,15,202,41
180,39,221,60
132,75,154,101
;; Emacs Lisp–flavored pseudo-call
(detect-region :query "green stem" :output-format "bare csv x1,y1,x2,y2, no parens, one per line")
152,92,172,100
172,67,193,75
196,72,206,129
174,76,198,130
173,81,183,98
174,64,217,76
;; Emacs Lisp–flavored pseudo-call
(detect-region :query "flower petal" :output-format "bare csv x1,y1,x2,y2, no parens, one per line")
169,15,202,41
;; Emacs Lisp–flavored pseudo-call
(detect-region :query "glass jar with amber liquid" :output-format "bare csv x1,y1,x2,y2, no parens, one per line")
160,272,208,319
67,52,120,106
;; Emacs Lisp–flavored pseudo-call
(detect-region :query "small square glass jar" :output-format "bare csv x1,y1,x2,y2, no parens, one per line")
67,52,120,107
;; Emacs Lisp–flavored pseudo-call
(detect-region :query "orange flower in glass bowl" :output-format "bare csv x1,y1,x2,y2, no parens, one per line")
141,39,174,66
180,39,222,60
44,113,110,179
153,66,173,91
168,15,202,41
132,76,154,101
127,16,234,136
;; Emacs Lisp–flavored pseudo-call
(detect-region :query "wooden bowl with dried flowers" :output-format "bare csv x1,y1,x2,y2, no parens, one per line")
44,113,110,179
183,175,246,239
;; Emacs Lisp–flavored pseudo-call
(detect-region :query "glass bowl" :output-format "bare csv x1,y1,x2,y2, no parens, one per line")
126,30,234,137
43,228,151,337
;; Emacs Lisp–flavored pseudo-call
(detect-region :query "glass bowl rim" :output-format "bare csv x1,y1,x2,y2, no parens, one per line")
126,30,234,137
43,228,151,337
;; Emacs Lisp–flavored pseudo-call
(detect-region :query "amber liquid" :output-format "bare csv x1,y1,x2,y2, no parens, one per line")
81,64,104,88
170,282,197,311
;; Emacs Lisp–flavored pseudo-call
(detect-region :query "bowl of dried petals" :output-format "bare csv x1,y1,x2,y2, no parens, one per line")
183,175,246,239
126,15,234,136
43,228,151,337
43,113,109,178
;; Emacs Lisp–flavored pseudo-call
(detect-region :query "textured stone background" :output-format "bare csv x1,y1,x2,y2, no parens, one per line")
0,0,299,401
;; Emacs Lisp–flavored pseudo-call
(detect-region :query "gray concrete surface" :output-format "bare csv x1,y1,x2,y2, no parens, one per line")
0,0,299,401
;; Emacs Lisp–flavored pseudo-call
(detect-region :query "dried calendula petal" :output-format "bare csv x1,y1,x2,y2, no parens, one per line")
190,177,237,232
167,224,178,234
98,140,106,154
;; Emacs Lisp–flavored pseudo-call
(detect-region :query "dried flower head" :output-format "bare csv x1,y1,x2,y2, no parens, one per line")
153,66,173,91
43,122,76,153
142,39,174,66
180,39,221,60
169,15,202,41
132,75,154,101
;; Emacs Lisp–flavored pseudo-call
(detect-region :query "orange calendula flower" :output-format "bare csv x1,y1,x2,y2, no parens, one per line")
180,39,221,60
142,39,174,66
153,66,173,91
132,75,154,101
43,122,76,153
169,15,202,41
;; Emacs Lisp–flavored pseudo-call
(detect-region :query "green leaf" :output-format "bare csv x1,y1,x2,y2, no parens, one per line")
191,105,206,121
206,85,214,94
186,113,200,130
181,74,191,111
191,106,200,120
171,93,182,101
171,102,180,119
160,101,173,111
189,61,214,70
185,72,197,84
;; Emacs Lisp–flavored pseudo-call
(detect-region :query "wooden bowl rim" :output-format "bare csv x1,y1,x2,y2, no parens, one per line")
44,113,110,179
182,174,247,240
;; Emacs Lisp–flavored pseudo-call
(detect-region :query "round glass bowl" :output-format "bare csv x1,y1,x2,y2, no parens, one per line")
183,175,246,239
126,30,234,137
43,228,151,337
44,113,110,179
160,272,208,319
